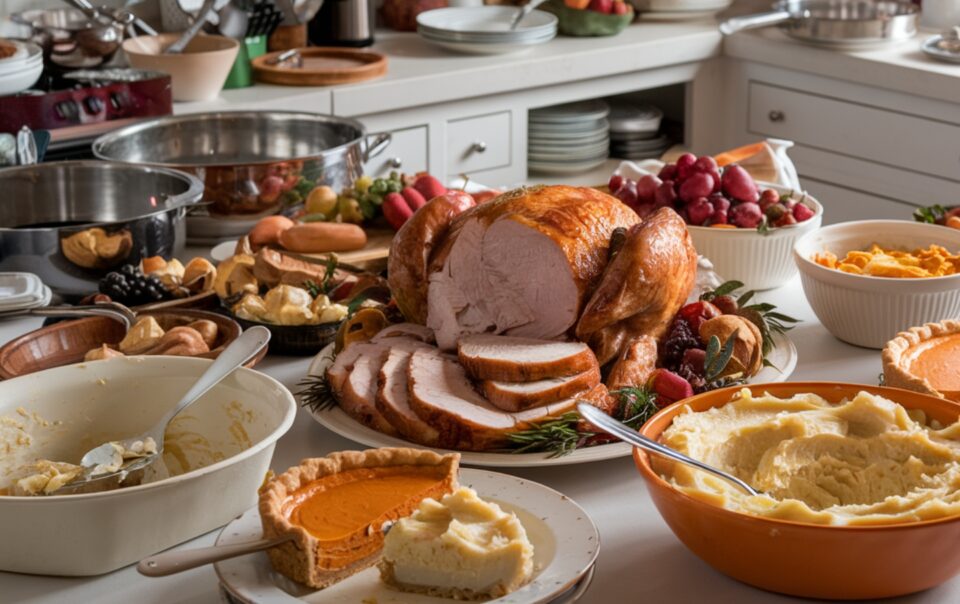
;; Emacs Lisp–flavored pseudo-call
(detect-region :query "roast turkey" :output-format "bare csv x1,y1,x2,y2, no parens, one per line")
424,186,639,350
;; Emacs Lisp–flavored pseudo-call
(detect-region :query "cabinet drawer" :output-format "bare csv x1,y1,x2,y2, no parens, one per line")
748,82,960,183
446,111,511,175
800,177,918,225
364,126,427,177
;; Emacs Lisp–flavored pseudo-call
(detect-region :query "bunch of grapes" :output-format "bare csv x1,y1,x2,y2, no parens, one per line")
608,153,816,229
98,265,169,306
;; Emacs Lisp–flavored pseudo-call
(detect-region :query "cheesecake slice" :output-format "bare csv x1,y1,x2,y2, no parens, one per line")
379,486,534,600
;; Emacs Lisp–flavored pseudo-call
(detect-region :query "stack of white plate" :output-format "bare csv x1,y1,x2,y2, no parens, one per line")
632,0,733,20
0,40,43,97
417,7,557,55
529,100,611,174
608,103,671,160
0,273,52,315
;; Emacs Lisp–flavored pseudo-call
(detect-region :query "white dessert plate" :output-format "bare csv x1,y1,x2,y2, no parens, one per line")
529,100,610,124
213,468,600,604
303,332,797,467
922,36,960,64
528,157,610,174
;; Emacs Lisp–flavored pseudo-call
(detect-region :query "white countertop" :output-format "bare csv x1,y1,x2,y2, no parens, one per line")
2,275,959,604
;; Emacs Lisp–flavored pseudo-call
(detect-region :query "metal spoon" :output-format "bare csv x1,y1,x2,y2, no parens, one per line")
510,0,548,30
56,325,271,495
165,0,219,54
576,403,760,496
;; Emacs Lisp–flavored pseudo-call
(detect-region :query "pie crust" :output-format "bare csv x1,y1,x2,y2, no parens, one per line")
258,447,459,589
882,320,960,402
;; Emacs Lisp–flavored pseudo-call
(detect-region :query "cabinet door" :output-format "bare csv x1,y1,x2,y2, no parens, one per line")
801,177,919,225
364,126,428,177
446,111,511,176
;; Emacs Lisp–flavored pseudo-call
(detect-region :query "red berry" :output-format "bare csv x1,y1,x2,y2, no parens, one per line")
615,181,638,207
708,169,722,193
764,202,787,222
730,201,763,228
686,197,713,226
760,188,780,205
636,174,662,204
647,368,694,407
678,172,715,204
709,194,730,212
632,202,656,219
708,209,728,225
775,213,797,227
655,181,678,207
721,164,759,203
612,1,629,15
608,173,624,193
678,300,722,332
712,294,738,315
675,153,698,181
681,348,707,377
793,202,816,222
694,156,719,173
658,164,677,181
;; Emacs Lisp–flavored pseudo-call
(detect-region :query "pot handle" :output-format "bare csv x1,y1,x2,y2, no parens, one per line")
719,10,792,35
362,132,392,163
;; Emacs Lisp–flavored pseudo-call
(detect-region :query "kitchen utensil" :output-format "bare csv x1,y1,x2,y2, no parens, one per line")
56,325,270,495
252,47,386,85
12,7,127,69
166,0,219,53
93,112,391,218
216,0,251,39
0,303,138,328
719,1,918,47
64,0,158,35
634,382,960,599
0,356,296,575
15,126,37,166
140,535,291,576
511,0,549,29
794,220,960,349
124,34,240,101
0,161,203,298
309,0,375,47
577,403,759,496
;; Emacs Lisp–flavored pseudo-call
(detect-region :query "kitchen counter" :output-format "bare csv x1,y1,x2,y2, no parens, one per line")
3,276,959,604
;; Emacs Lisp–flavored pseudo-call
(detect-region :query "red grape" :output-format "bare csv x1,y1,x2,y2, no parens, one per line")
720,164,759,203
793,202,815,222
658,164,677,181
694,156,719,173
759,188,780,206
730,201,763,228
708,194,730,212
709,209,728,225
608,173,624,193
616,181,638,207
636,174,662,204
675,153,698,181
633,202,656,219
678,172,715,204
686,197,713,226
708,169,722,193
655,180,678,207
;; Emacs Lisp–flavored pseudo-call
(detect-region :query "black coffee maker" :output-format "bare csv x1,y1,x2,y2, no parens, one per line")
308,0,375,47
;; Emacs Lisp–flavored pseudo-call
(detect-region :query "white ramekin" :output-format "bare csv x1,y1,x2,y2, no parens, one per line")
0,356,296,576
794,220,960,349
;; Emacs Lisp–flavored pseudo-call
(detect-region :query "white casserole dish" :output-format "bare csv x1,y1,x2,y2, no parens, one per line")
793,220,960,349
0,356,296,576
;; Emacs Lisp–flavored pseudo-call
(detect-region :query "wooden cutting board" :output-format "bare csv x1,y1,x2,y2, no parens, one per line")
298,228,394,271
252,47,387,86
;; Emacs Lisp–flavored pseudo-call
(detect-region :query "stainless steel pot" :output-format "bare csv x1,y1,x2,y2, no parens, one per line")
720,1,919,47
12,7,132,69
0,161,203,297
92,111,391,216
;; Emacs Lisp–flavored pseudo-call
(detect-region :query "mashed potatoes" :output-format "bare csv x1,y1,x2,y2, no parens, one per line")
660,389,960,525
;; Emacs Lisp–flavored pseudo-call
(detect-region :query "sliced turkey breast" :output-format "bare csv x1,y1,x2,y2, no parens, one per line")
338,350,399,436
481,364,601,412
326,341,390,394
371,323,435,344
458,334,599,382
426,186,639,350
375,344,440,446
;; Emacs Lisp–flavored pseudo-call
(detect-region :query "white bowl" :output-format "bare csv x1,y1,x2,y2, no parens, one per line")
793,220,960,349
0,356,296,576
0,58,42,96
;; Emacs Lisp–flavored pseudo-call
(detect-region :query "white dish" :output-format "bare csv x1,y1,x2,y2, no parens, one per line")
420,30,555,55
0,272,47,309
608,103,663,133
0,356,297,576
214,467,600,604
529,119,609,134
0,58,42,96
529,130,610,145
638,9,721,20
632,0,731,11
529,157,611,174
529,100,610,124
528,142,611,161
922,35,960,64
794,220,960,349
303,334,796,467
417,6,557,37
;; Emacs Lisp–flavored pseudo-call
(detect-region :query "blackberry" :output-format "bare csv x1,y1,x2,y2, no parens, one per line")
661,318,699,370
98,265,169,306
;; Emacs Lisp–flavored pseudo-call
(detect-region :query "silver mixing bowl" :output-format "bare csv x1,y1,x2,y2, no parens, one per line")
0,161,203,297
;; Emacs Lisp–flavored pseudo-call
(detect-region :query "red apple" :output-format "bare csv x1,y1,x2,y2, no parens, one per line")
612,1,629,15
589,0,614,14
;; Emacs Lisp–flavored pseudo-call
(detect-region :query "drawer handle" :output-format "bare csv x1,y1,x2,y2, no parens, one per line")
471,141,487,154
388,157,402,169
768,110,785,123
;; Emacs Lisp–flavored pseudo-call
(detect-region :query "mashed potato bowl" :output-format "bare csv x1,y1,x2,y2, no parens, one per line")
0,356,296,576
633,382,960,600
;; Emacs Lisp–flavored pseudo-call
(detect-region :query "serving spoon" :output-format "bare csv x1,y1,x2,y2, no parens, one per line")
576,403,760,496
55,325,271,495
509,0,548,30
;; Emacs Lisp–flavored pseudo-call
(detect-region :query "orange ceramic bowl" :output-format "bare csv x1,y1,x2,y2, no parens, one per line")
633,381,960,600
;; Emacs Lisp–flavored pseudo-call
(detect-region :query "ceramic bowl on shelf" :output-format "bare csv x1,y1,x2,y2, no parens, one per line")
633,381,960,600
0,356,296,576
793,220,960,349
122,34,239,102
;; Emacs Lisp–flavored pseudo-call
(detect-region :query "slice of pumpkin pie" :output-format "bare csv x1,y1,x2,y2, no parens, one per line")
258,448,459,589
883,320,960,403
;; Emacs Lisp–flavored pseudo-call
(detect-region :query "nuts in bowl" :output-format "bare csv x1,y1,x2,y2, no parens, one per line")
633,382,960,600
794,220,960,349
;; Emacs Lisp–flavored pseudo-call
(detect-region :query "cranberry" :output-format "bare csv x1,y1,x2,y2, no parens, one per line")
675,153,698,181
793,202,816,222
686,197,714,226
608,173,624,193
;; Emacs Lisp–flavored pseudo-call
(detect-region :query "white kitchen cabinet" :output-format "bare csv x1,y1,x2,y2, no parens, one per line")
801,177,919,225
364,125,428,177
445,111,512,177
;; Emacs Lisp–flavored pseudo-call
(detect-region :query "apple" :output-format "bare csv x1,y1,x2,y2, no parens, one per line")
589,0,614,14
612,1,629,15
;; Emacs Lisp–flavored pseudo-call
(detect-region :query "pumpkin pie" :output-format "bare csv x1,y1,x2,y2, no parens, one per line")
883,320,960,402
258,448,459,589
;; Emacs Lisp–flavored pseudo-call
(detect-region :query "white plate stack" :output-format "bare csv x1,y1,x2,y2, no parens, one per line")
632,0,734,20
0,273,52,316
0,40,43,97
608,103,671,160
417,7,558,55
528,100,611,175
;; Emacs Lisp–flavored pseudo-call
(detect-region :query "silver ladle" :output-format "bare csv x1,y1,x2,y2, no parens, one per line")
576,403,760,496
56,325,271,495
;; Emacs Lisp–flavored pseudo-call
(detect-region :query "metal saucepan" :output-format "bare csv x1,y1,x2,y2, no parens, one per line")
720,1,919,47
92,111,391,217
0,161,203,297
12,7,132,69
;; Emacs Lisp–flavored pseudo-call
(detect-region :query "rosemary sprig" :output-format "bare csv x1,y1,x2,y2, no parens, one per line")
297,349,338,412
505,413,592,458
303,280,322,298
612,386,660,430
